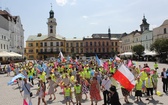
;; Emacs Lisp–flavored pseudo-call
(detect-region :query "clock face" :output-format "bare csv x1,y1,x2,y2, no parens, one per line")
50,25,53,28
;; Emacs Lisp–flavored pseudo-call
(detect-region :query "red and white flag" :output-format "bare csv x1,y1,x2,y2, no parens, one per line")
113,64,135,91
58,51,65,62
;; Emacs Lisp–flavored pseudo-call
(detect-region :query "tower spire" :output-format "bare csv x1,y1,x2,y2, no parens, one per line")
51,3,52,10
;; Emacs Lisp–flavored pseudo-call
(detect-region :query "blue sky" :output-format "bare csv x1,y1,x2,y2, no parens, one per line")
0,0,168,43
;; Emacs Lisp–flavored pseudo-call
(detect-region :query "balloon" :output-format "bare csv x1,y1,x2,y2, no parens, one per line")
71,76,75,81
156,91,162,96
14,80,17,82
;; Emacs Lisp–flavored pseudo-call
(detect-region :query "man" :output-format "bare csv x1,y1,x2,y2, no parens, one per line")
101,75,112,105
74,82,82,105
161,68,167,93
20,78,33,105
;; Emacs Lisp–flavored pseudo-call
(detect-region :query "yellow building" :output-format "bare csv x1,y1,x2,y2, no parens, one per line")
24,8,122,60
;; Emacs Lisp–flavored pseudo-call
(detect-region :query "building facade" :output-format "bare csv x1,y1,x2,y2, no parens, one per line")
0,10,24,55
153,19,168,41
121,16,150,53
24,8,121,60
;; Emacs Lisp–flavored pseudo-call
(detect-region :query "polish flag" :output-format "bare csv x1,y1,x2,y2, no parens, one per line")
58,51,65,62
113,64,135,91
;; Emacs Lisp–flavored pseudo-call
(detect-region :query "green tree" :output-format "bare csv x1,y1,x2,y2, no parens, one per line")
150,38,168,54
132,44,145,57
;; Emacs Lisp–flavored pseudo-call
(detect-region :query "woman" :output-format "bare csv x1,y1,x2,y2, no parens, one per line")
90,76,101,105
47,77,56,100
121,86,130,103
37,80,47,105
80,77,89,100
109,85,121,105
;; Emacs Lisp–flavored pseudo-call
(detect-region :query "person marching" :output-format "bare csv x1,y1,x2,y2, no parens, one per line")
74,81,82,105
145,73,154,100
135,77,143,102
37,79,47,105
64,85,72,105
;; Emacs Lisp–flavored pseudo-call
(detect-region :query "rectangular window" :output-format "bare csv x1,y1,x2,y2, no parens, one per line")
44,42,47,46
29,49,33,53
4,44,5,49
36,43,38,47
51,48,53,52
106,42,108,46
94,48,97,53
90,42,92,46
28,43,33,47
45,49,47,52
86,42,88,46
111,42,113,46
29,55,34,59
40,43,43,47
51,42,53,46
80,43,83,47
81,49,83,53
90,48,92,53
67,49,69,52
66,43,69,47
76,43,78,47
7,45,8,49
56,42,59,46
107,48,109,52
36,49,38,53
115,42,117,46
71,43,73,47
40,49,43,52
61,42,63,46
86,48,88,53
94,42,96,46
164,28,167,34
99,48,101,52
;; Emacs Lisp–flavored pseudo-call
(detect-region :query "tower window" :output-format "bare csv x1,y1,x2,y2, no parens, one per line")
50,29,53,33
164,28,167,34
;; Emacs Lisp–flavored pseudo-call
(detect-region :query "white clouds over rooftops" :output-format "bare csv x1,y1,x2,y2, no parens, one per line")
55,0,77,6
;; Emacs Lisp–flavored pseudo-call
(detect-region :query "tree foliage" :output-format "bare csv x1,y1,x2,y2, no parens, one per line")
150,39,168,54
132,44,145,56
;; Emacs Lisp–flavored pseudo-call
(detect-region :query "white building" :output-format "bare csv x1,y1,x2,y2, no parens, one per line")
141,30,153,51
0,10,24,55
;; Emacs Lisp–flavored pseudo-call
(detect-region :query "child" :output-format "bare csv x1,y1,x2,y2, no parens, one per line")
135,77,143,101
64,85,72,105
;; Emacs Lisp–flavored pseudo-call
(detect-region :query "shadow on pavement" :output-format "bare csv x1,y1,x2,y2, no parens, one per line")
147,99,163,105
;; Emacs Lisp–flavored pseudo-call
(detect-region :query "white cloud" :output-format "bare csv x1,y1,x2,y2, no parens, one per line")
56,0,68,6
82,15,88,19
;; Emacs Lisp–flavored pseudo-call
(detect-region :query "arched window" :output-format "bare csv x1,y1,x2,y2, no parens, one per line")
50,29,53,33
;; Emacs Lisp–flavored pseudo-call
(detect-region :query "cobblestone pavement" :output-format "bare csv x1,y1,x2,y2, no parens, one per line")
0,61,168,105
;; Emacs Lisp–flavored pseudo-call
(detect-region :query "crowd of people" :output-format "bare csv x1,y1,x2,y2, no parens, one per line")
4,57,168,105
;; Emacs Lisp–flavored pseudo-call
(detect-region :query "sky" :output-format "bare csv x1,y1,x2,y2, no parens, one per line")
0,0,168,44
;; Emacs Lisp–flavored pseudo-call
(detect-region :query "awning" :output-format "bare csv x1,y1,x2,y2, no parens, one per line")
9,52,22,57
119,52,134,56
0,51,13,57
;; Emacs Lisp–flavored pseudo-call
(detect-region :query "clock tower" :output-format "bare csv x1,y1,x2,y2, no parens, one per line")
47,4,57,37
